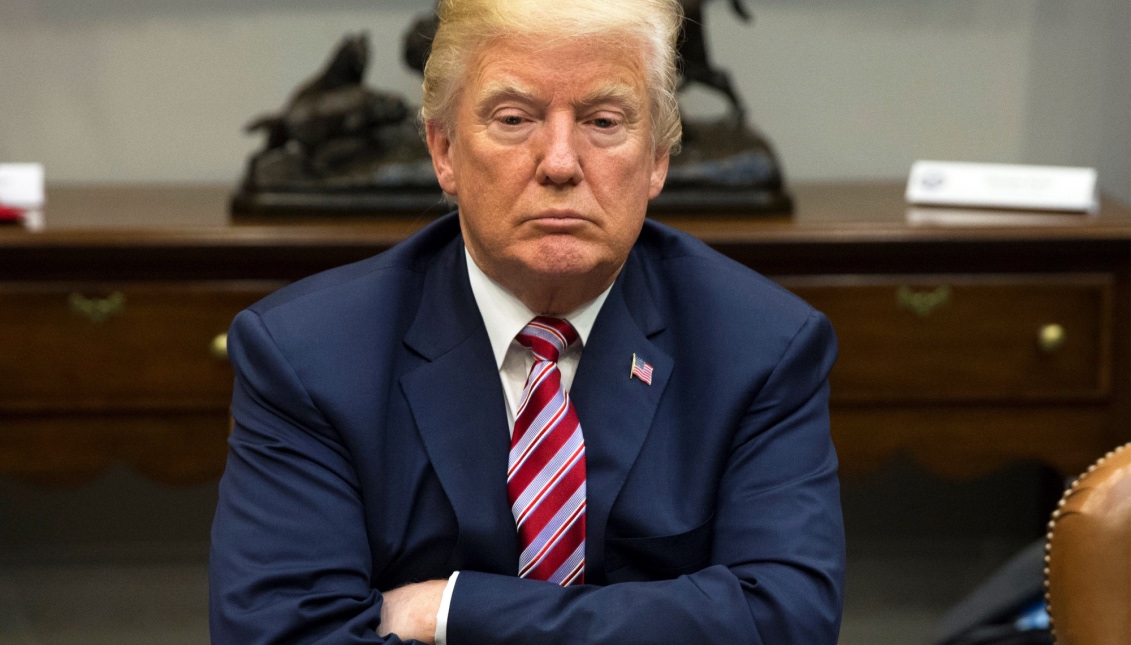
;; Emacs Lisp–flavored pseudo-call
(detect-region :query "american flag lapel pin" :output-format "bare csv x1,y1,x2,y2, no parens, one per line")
630,353,654,385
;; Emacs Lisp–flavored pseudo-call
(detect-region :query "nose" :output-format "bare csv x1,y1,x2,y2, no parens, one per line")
535,112,583,187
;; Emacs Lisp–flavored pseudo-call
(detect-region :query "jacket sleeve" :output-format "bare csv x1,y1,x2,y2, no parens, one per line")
208,309,417,645
446,311,845,645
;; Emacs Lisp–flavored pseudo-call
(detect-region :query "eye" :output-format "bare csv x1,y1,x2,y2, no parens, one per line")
584,109,627,132
492,110,531,128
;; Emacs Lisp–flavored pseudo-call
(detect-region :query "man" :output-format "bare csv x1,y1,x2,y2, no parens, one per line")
210,0,845,643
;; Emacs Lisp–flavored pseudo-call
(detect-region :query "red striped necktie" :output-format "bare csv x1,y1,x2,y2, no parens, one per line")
508,316,587,585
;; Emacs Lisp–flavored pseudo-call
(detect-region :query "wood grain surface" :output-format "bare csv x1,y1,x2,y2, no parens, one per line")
1,183,1127,485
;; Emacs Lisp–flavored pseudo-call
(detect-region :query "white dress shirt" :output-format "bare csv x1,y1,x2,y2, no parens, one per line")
432,248,612,645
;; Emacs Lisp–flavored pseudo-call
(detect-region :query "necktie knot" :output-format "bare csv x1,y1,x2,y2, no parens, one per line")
516,316,579,364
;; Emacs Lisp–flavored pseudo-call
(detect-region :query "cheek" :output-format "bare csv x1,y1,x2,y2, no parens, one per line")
470,149,535,196
590,155,655,207
594,141,653,180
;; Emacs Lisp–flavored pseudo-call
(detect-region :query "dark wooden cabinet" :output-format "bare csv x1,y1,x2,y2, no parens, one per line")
1,183,1128,485
784,274,1114,403
0,281,280,410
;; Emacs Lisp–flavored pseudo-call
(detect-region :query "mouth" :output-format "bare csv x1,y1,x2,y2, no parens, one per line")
531,208,587,220
526,209,592,227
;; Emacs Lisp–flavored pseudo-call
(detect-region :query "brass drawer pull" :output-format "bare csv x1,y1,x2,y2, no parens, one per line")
69,292,125,323
897,285,951,317
211,333,229,361
1038,324,1066,353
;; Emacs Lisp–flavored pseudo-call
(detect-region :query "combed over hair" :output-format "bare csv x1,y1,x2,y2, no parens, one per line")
421,0,683,154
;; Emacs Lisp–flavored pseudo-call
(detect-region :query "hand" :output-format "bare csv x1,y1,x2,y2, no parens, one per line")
378,579,447,644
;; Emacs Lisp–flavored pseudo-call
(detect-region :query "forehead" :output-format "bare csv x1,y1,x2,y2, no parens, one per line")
464,35,650,106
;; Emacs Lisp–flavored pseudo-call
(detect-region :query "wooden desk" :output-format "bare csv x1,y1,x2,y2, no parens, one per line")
1,183,1128,485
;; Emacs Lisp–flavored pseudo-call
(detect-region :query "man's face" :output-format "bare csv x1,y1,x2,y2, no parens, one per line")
426,36,669,306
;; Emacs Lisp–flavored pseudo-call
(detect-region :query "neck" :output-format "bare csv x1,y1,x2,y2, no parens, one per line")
478,262,618,316
503,270,617,315
464,244,623,315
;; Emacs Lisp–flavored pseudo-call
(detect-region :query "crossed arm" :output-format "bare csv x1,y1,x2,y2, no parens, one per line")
378,582,446,643
210,308,844,644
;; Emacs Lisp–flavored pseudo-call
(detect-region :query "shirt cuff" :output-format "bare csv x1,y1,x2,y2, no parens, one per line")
434,571,459,645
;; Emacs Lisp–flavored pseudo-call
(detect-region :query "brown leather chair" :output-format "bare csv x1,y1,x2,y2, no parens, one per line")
1045,442,1131,645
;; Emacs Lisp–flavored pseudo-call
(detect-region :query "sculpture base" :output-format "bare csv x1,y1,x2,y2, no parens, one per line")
230,188,450,219
649,187,792,214
230,186,792,220
653,118,792,214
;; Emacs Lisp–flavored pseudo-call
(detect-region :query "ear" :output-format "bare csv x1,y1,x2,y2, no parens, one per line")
425,120,459,196
648,147,670,200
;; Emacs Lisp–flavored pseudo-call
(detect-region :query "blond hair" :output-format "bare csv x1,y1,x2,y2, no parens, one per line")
421,0,683,154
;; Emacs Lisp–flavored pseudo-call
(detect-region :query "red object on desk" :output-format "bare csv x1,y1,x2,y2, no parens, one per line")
0,204,25,222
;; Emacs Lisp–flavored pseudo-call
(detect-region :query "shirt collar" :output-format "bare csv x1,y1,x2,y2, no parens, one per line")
465,246,611,369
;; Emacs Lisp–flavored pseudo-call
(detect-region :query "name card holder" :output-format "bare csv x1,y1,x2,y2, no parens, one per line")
0,163,46,230
906,161,1098,213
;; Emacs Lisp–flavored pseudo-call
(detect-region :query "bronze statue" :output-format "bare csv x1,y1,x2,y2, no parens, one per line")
663,0,789,212
679,0,750,124
232,33,441,217
233,2,791,218
245,35,411,177
403,13,436,76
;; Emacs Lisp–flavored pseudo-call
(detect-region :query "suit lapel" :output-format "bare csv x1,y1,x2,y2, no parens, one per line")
398,241,673,581
400,241,519,575
570,256,672,583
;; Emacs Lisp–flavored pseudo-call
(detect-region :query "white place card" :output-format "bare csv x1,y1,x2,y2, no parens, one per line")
906,160,1098,213
0,163,45,208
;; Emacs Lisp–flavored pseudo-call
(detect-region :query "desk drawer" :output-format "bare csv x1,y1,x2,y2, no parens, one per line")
0,282,281,412
781,274,1114,403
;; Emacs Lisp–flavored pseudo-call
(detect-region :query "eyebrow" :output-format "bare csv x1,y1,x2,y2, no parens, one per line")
578,83,643,122
474,82,543,118
473,81,643,122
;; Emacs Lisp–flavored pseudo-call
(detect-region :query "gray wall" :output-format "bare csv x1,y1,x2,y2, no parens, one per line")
1022,0,1130,202
0,0,1127,201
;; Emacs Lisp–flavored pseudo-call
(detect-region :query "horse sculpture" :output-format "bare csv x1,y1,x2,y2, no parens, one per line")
680,0,751,123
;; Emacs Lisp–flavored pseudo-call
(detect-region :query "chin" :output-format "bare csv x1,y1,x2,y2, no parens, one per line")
520,240,609,278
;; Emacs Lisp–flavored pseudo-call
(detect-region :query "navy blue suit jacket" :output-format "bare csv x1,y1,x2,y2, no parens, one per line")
210,213,845,644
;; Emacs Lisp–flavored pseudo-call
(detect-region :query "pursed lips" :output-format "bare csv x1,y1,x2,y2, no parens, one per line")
526,209,591,223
